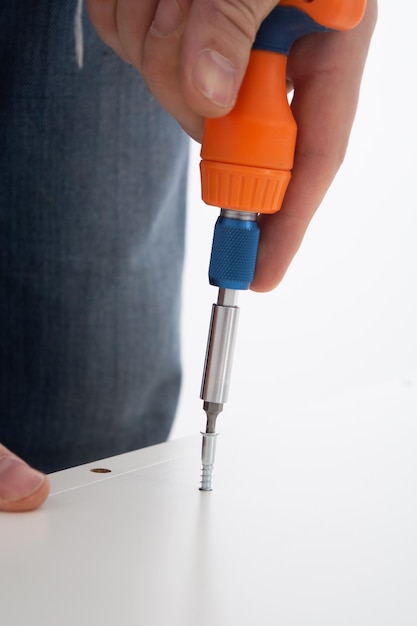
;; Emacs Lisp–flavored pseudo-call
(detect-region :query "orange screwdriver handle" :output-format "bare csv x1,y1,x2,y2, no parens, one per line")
200,1,367,215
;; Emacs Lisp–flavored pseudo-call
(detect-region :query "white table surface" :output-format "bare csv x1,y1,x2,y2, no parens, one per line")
1,376,416,626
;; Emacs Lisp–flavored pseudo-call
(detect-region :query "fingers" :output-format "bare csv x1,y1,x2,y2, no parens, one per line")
178,0,277,119
142,0,203,139
251,0,378,292
86,0,198,137
0,444,50,513
86,0,277,140
85,0,129,62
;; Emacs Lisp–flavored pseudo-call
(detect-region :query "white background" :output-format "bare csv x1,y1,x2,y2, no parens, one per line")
172,1,416,440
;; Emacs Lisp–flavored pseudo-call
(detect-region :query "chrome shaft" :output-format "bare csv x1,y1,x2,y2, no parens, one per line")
199,288,240,491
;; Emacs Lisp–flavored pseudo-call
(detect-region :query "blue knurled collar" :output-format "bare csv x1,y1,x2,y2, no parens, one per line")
209,217,260,290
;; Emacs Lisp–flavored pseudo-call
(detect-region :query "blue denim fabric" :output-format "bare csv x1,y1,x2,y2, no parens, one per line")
0,2,189,472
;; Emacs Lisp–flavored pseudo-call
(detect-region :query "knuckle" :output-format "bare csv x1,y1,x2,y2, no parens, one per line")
205,0,263,47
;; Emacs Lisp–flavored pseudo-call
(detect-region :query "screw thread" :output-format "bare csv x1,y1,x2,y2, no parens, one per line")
200,464,214,491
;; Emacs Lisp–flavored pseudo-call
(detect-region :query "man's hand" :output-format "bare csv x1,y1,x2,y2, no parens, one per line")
86,0,279,140
0,444,50,512
86,0,377,290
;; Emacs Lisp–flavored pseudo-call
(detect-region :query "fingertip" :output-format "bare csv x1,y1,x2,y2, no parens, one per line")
150,0,184,38
250,275,281,294
181,0,266,119
0,455,50,513
250,265,285,293
6,475,51,513
191,49,238,112
250,210,308,293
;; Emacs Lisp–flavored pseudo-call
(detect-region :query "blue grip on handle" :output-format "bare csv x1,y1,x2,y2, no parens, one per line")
209,217,260,290
253,6,329,56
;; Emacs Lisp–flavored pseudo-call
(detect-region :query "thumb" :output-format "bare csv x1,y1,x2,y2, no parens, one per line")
0,444,50,512
181,0,277,118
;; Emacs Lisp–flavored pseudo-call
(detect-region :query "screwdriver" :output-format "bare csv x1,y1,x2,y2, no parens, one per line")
198,0,367,491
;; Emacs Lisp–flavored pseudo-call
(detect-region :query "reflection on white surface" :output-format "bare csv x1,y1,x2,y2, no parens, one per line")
1,378,416,626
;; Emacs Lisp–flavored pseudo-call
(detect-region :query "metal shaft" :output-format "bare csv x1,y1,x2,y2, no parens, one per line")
199,288,240,490
200,288,239,406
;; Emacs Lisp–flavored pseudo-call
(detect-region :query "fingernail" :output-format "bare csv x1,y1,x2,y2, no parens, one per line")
0,456,45,502
192,49,237,107
151,0,183,37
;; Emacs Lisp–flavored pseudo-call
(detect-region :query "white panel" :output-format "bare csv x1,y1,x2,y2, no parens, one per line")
1,377,416,626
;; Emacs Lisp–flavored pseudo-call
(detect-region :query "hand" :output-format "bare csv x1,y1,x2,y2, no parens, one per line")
0,444,50,512
86,0,378,291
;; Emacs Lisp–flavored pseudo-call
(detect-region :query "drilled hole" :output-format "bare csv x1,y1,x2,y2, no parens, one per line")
90,467,112,473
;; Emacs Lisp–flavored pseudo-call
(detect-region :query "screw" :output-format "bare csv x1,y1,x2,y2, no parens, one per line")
199,431,218,491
